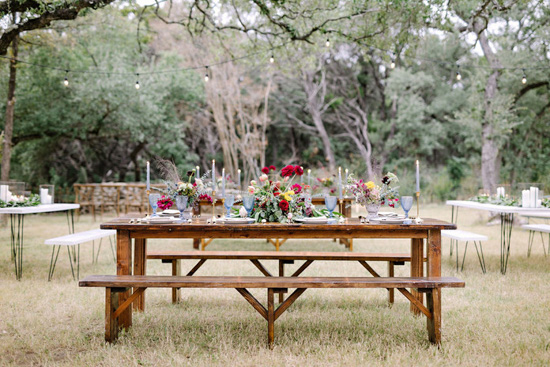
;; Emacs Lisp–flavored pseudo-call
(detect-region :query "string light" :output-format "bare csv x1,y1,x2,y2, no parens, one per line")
325,38,330,48
204,66,209,82
63,70,69,87
390,53,396,69
269,55,274,63
521,69,527,84
456,64,462,81
135,73,140,89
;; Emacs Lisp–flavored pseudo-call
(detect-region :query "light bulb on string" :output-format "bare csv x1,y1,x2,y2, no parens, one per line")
63,70,69,87
325,38,330,48
204,66,209,82
390,52,396,69
269,55,274,64
521,69,527,84
135,73,140,90
456,65,462,81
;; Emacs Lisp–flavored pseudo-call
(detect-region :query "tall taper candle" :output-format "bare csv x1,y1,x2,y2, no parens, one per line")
415,160,420,192
345,168,348,183
338,167,343,200
300,167,304,183
237,169,241,191
222,168,226,196
196,166,200,179
308,169,311,186
146,161,150,191
212,160,216,189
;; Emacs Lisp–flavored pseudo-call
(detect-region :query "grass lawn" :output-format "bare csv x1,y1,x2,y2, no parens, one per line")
0,204,549,366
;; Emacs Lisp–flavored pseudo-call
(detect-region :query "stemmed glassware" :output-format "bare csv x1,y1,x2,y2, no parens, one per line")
224,194,235,218
175,195,189,222
401,196,413,219
324,195,337,218
148,193,161,217
242,195,255,217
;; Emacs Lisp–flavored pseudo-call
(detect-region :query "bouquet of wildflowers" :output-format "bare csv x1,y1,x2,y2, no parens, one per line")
155,159,209,206
347,172,399,206
247,164,306,223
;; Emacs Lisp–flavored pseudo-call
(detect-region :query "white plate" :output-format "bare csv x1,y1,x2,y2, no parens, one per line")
300,217,329,224
219,217,255,224
370,217,405,224
378,211,399,217
146,216,178,224
160,209,180,215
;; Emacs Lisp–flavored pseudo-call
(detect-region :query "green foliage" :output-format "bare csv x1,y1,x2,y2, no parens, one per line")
0,194,40,208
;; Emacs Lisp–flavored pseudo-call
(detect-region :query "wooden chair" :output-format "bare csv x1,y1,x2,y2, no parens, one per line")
123,184,147,214
74,184,97,220
99,184,122,217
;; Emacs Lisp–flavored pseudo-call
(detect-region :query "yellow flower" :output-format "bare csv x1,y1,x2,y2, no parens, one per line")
366,181,375,190
282,190,295,201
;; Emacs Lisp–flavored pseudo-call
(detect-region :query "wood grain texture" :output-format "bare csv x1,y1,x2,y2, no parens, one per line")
428,230,442,278
427,288,442,345
105,288,118,343
410,238,424,315
172,259,181,303
116,230,132,329
80,275,465,289
133,238,147,311
267,288,275,349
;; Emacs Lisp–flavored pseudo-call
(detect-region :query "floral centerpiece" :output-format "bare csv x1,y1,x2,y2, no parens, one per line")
247,164,306,223
347,172,399,219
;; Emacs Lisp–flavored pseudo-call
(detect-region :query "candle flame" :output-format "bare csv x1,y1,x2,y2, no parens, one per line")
416,160,419,166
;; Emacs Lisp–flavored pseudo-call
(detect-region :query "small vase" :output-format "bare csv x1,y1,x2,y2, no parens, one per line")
365,202,381,219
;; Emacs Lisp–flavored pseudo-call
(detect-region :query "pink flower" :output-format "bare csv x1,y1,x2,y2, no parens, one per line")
248,186,255,194
291,183,302,194
259,174,268,182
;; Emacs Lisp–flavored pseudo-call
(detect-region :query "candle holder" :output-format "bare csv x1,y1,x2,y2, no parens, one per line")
415,192,423,224
339,199,343,216
212,190,217,221
39,184,55,204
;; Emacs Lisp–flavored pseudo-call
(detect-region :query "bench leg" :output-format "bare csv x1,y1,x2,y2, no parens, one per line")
106,288,119,343
410,238,424,315
474,241,487,274
47,245,62,281
172,259,181,303
388,261,395,305
193,238,200,249
267,288,275,349
426,288,442,345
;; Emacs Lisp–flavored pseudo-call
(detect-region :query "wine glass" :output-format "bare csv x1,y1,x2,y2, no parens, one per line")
148,193,161,217
401,196,413,219
224,194,235,218
175,195,189,222
242,195,255,217
324,195,337,218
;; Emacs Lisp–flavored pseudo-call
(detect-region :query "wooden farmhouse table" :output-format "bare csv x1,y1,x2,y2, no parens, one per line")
100,217,456,332
0,203,80,280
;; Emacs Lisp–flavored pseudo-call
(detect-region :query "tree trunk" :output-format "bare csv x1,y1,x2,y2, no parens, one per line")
1,34,18,182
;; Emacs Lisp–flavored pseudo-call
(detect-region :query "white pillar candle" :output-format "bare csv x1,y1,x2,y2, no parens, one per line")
522,190,530,208
338,167,343,200
222,168,226,196
530,187,537,208
1,185,8,201
40,188,48,204
415,160,420,193
146,161,150,191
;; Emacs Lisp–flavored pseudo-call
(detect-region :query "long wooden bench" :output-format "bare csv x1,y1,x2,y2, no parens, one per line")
79,275,465,347
146,250,426,304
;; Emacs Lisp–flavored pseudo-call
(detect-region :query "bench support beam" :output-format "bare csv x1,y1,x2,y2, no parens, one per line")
236,288,268,320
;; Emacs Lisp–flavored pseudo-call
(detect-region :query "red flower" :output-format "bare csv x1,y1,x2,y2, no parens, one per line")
279,199,289,211
269,165,276,171
261,166,269,174
294,165,304,176
291,183,302,194
199,193,213,203
281,165,295,177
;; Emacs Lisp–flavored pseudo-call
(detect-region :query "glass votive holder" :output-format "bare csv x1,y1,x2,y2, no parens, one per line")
39,185,55,204
0,181,26,202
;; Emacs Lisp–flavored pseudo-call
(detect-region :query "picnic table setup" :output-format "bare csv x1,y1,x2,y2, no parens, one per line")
78,160,466,349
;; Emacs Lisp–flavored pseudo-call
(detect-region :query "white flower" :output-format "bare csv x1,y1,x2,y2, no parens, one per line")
287,212,293,220
261,219,266,223
259,174,268,182
239,206,248,218
195,178,203,186
250,180,257,185
311,204,316,210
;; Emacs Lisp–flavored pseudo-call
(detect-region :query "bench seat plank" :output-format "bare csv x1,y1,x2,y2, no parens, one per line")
80,275,465,289
522,224,550,233
45,229,116,246
146,250,417,262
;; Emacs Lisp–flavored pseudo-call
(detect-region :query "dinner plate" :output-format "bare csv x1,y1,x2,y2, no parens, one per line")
299,217,329,224
218,217,255,224
146,216,178,224
159,209,180,216
370,217,405,224
378,211,400,217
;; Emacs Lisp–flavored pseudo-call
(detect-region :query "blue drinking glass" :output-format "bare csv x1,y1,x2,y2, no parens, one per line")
224,194,235,218
148,193,161,217
401,196,413,219
324,195,337,218
242,195,255,217
175,195,189,222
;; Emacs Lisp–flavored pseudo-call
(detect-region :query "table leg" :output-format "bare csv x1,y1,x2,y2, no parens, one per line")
410,238,424,315
193,238,200,249
116,230,132,329
11,214,25,281
500,213,513,275
133,238,147,311
427,229,442,340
